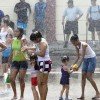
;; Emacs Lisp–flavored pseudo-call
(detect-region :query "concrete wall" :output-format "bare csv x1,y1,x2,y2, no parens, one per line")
0,0,100,41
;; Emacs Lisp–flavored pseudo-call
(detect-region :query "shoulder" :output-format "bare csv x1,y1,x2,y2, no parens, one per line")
81,42,87,48
15,2,20,6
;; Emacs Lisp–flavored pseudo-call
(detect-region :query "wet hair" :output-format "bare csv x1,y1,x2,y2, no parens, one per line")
3,20,9,26
30,54,39,70
61,56,69,62
30,31,42,41
5,15,9,18
6,34,13,38
30,54,38,61
17,28,24,38
70,34,79,41
68,0,73,4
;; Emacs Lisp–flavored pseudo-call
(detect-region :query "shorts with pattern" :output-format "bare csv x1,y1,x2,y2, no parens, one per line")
64,21,78,34
38,60,52,73
88,20,100,32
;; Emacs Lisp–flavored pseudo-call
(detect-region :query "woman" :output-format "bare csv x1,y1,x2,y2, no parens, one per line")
0,20,13,42
9,28,28,100
25,31,52,100
70,34,100,99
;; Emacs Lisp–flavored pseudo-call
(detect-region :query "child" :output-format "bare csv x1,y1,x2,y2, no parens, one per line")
30,54,39,100
2,34,13,93
59,56,73,100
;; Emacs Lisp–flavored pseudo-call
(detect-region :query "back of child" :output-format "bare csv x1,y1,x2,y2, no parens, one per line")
59,56,72,100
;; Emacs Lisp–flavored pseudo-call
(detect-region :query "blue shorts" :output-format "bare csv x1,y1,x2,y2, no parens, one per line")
17,21,27,30
82,57,96,73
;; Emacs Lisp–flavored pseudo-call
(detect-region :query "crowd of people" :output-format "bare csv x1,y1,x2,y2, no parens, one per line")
0,0,100,100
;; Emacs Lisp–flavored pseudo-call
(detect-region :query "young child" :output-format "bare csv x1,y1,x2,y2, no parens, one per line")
59,56,73,100
30,54,39,100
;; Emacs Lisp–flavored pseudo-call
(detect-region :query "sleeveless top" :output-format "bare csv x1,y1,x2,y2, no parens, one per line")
0,28,8,42
77,42,96,58
61,66,70,78
37,38,51,61
11,38,26,61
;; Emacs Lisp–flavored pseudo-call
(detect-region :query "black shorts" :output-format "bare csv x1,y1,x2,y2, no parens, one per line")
88,20,100,32
11,61,28,70
64,21,78,34
2,57,9,63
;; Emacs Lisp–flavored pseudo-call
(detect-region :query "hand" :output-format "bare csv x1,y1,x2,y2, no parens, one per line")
21,46,28,52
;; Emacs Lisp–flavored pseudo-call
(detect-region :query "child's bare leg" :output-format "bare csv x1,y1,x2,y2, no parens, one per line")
32,86,39,100
65,85,69,99
59,85,66,99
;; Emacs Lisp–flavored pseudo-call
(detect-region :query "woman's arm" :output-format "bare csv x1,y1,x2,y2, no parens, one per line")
77,44,87,68
0,42,7,52
35,42,47,57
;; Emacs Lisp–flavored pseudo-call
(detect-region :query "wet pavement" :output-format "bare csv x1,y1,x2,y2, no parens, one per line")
0,73,100,100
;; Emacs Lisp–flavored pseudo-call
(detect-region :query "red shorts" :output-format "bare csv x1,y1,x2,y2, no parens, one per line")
31,77,38,86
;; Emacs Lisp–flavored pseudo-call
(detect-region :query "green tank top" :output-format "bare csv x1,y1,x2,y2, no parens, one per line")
12,38,26,61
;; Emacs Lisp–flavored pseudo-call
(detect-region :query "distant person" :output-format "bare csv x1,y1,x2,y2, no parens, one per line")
34,0,47,38
86,0,100,46
3,15,15,30
14,0,31,34
70,34,100,100
62,0,83,48
0,10,4,30
59,56,73,100
0,20,13,42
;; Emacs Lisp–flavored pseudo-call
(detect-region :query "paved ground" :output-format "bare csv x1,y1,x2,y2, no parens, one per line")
0,73,100,100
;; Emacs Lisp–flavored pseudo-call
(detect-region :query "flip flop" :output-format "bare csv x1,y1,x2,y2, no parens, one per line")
92,96,100,100
77,97,84,100
11,97,17,100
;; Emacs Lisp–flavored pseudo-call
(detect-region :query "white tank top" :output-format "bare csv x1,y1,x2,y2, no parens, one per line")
77,42,96,58
0,28,8,42
37,38,50,61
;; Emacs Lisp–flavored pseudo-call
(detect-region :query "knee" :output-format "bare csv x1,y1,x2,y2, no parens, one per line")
19,77,25,84
10,76,15,82
82,74,87,80
86,74,92,80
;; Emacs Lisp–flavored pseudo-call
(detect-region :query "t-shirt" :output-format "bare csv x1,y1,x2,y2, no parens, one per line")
87,5,100,20
0,27,13,42
14,2,31,23
63,7,83,21
34,2,46,21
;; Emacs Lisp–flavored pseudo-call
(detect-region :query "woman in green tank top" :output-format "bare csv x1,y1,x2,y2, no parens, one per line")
9,28,28,100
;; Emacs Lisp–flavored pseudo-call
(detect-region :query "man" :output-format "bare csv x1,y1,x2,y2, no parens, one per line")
34,0,47,38
86,0,100,46
62,0,83,48
3,15,15,30
70,34,100,100
14,0,31,34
